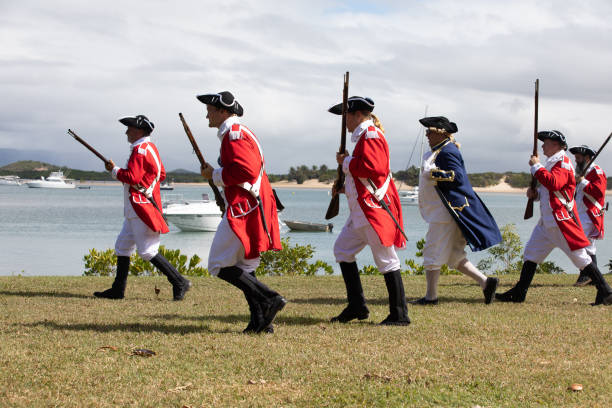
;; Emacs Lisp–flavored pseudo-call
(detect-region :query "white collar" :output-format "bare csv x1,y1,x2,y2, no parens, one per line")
544,149,566,170
130,136,150,149
217,116,241,141
351,119,374,143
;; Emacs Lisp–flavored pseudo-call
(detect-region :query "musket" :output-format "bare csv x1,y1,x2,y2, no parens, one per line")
178,113,226,214
67,129,164,216
576,132,612,178
325,71,349,220
366,178,408,241
523,79,539,220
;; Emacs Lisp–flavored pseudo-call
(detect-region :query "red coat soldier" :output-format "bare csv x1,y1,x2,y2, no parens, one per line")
496,131,612,305
94,115,191,300
329,96,410,326
198,91,286,333
570,144,607,286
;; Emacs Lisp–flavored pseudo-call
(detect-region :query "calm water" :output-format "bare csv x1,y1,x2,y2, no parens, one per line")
1,184,610,276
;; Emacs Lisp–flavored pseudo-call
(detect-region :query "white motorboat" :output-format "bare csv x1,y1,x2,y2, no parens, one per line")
399,187,419,206
163,193,222,232
160,180,174,191
0,175,22,186
26,171,76,189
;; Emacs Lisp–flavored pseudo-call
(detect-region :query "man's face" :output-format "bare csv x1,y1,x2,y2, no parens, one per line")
425,129,448,148
125,126,145,143
345,111,361,133
573,152,586,166
542,138,562,157
206,105,226,128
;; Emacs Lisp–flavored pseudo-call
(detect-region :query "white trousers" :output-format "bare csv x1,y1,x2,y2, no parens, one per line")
334,220,400,273
580,217,597,256
208,216,260,276
423,222,467,270
523,221,592,269
115,217,160,261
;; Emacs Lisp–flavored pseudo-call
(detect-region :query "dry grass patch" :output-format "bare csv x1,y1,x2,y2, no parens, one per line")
0,275,611,407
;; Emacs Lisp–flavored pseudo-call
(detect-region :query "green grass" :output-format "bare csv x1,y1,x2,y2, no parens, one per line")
1,275,611,407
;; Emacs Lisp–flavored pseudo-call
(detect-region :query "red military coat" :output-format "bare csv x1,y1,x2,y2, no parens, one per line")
216,119,281,259
349,124,405,248
579,164,606,239
115,138,169,233
533,153,589,251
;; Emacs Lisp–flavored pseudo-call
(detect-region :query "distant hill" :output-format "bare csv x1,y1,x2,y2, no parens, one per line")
0,160,60,172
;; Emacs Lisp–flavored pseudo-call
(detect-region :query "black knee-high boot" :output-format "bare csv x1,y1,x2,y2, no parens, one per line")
150,254,191,301
243,272,274,334
380,270,410,326
495,261,537,303
581,262,612,306
331,262,369,323
574,254,596,287
94,256,130,299
218,266,286,333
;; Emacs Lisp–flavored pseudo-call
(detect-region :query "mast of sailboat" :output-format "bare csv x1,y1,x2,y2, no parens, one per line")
417,105,428,184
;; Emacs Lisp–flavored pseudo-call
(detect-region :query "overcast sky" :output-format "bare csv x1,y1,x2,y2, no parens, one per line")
2,0,612,173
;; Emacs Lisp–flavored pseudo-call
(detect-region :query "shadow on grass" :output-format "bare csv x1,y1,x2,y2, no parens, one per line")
18,320,225,334
146,313,328,326
0,290,91,299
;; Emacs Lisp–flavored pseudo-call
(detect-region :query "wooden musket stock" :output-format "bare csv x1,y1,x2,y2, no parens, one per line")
523,79,539,220
325,71,349,220
178,113,226,214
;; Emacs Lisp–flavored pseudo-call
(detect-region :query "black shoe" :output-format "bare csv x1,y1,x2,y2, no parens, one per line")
330,305,370,323
483,277,499,304
573,273,592,287
409,297,438,305
93,287,124,299
380,315,411,326
173,279,191,301
258,295,286,333
581,262,612,305
495,286,526,303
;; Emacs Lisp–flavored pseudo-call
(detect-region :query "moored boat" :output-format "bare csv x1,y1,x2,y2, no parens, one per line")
0,176,22,186
284,220,333,232
26,171,76,189
163,193,222,232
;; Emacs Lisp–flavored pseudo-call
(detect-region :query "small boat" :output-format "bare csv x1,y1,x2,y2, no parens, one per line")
77,185,91,189
163,193,222,232
26,171,76,189
399,187,419,206
160,180,174,191
284,220,333,232
0,176,22,186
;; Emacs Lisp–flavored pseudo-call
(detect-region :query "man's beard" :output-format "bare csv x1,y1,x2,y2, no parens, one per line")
575,161,587,174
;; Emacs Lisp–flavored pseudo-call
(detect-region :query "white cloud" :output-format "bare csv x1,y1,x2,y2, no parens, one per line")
1,0,611,173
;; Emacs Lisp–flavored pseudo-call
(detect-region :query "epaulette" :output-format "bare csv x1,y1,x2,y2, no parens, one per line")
365,126,379,139
229,124,242,140
560,156,573,171
137,143,148,155
593,165,603,175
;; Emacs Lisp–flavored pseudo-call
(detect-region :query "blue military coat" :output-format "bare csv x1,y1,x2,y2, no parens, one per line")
430,139,501,251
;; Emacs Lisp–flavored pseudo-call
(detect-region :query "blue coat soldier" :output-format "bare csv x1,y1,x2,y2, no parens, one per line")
412,116,501,305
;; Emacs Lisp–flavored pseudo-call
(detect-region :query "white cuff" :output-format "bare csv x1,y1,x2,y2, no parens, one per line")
579,178,589,188
530,163,543,175
212,167,225,187
342,156,352,174
111,166,120,180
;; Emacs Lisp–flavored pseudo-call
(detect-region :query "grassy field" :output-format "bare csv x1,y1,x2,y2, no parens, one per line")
1,275,611,407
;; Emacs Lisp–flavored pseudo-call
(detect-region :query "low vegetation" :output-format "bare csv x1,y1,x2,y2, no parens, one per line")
1,275,611,407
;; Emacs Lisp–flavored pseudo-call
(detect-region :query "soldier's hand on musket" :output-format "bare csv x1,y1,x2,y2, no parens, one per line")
201,162,214,179
336,150,349,165
529,155,540,166
526,186,538,200
105,159,115,172
575,175,584,184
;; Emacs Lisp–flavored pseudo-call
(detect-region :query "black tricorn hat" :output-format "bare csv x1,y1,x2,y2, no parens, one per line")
119,115,154,133
569,144,596,157
419,116,458,134
196,91,244,117
328,96,375,115
538,130,567,148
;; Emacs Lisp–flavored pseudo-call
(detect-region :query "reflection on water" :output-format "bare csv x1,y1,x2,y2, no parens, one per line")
0,185,609,276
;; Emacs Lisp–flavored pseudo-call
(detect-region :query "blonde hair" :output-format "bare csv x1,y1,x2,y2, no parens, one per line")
427,127,460,148
369,113,384,133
